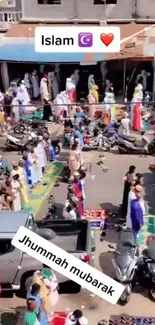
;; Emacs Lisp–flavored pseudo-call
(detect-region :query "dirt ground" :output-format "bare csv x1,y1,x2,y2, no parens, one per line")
1,124,155,323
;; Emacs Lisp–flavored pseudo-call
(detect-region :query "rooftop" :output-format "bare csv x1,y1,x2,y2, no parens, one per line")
5,22,155,60
0,212,30,236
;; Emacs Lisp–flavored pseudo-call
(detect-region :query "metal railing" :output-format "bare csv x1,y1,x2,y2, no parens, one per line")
0,11,22,29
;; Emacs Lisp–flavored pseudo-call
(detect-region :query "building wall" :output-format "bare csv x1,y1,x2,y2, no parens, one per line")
0,0,21,12
21,0,155,21
22,0,134,20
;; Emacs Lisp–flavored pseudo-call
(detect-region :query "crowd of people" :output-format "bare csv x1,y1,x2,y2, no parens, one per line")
0,135,56,212
0,69,100,125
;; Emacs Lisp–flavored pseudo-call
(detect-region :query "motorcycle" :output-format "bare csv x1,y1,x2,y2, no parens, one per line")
118,133,155,155
51,139,62,155
64,129,74,147
108,228,138,304
135,238,155,301
83,131,111,151
4,132,34,152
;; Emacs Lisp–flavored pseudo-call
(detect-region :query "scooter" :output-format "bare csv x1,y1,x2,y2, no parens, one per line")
135,238,155,301
51,139,62,155
118,134,155,155
4,132,35,152
108,228,138,304
118,133,155,155
83,131,112,151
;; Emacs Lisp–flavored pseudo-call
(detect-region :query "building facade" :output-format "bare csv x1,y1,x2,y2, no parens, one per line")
0,0,22,30
21,0,155,22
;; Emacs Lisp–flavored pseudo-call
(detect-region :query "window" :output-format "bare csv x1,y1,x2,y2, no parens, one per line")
94,0,117,4
38,0,61,4
0,239,14,255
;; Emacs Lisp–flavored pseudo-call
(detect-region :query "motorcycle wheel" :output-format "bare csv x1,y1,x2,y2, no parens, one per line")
148,288,155,301
119,293,130,305
14,125,25,134
102,140,111,151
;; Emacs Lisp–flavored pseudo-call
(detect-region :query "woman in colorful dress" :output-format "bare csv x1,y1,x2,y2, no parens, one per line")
131,83,143,131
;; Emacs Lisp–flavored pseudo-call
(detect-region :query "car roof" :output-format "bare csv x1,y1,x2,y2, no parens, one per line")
0,212,30,237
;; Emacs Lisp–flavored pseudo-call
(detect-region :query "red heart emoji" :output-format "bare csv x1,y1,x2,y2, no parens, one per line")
100,33,114,46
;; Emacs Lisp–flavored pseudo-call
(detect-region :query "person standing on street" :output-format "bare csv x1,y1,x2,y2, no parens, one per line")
121,165,136,218
130,184,144,236
24,298,41,325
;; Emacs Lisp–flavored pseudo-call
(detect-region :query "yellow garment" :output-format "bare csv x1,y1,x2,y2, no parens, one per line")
91,85,99,102
32,271,51,312
0,111,5,125
17,167,29,205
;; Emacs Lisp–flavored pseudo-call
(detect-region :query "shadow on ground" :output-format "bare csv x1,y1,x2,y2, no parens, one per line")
100,202,120,212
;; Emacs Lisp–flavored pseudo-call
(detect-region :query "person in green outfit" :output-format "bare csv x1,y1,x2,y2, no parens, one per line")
24,298,41,325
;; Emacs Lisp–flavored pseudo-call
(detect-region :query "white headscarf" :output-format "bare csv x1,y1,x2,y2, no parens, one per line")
70,70,79,87
17,83,30,105
65,313,88,325
60,91,70,112
66,78,75,91
40,78,49,100
24,73,31,88
53,92,64,116
88,74,95,91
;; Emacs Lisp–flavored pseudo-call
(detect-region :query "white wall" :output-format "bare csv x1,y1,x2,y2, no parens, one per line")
21,0,155,21
137,0,155,18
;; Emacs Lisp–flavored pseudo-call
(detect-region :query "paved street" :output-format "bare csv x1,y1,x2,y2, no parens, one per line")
1,126,155,323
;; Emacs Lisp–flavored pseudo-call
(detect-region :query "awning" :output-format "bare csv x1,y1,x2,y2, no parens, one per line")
0,43,106,63
0,23,155,63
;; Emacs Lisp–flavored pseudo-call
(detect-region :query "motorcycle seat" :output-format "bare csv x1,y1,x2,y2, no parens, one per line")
11,134,24,139
121,134,136,143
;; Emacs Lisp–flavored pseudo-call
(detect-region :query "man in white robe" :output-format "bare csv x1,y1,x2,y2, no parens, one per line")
70,69,79,88
24,73,32,98
61,90,71,117
40,78,49,103
36,137,46,171
17,82,30,119
53,93,64,118
31,70,40,99
136,70,150,92
50,71,59,100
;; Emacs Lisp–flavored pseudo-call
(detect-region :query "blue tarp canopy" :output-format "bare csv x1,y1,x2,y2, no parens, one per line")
0,42,105,63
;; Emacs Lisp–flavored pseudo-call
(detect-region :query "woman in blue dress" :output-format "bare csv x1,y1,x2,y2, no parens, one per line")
27,283,48,325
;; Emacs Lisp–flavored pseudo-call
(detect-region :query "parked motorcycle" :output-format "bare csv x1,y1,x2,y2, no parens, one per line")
135,239,155,301
83,131,112,151
51,139,62,155
118,134,155,155
108,228,138,304
4,132,35,152
13,118,47,134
